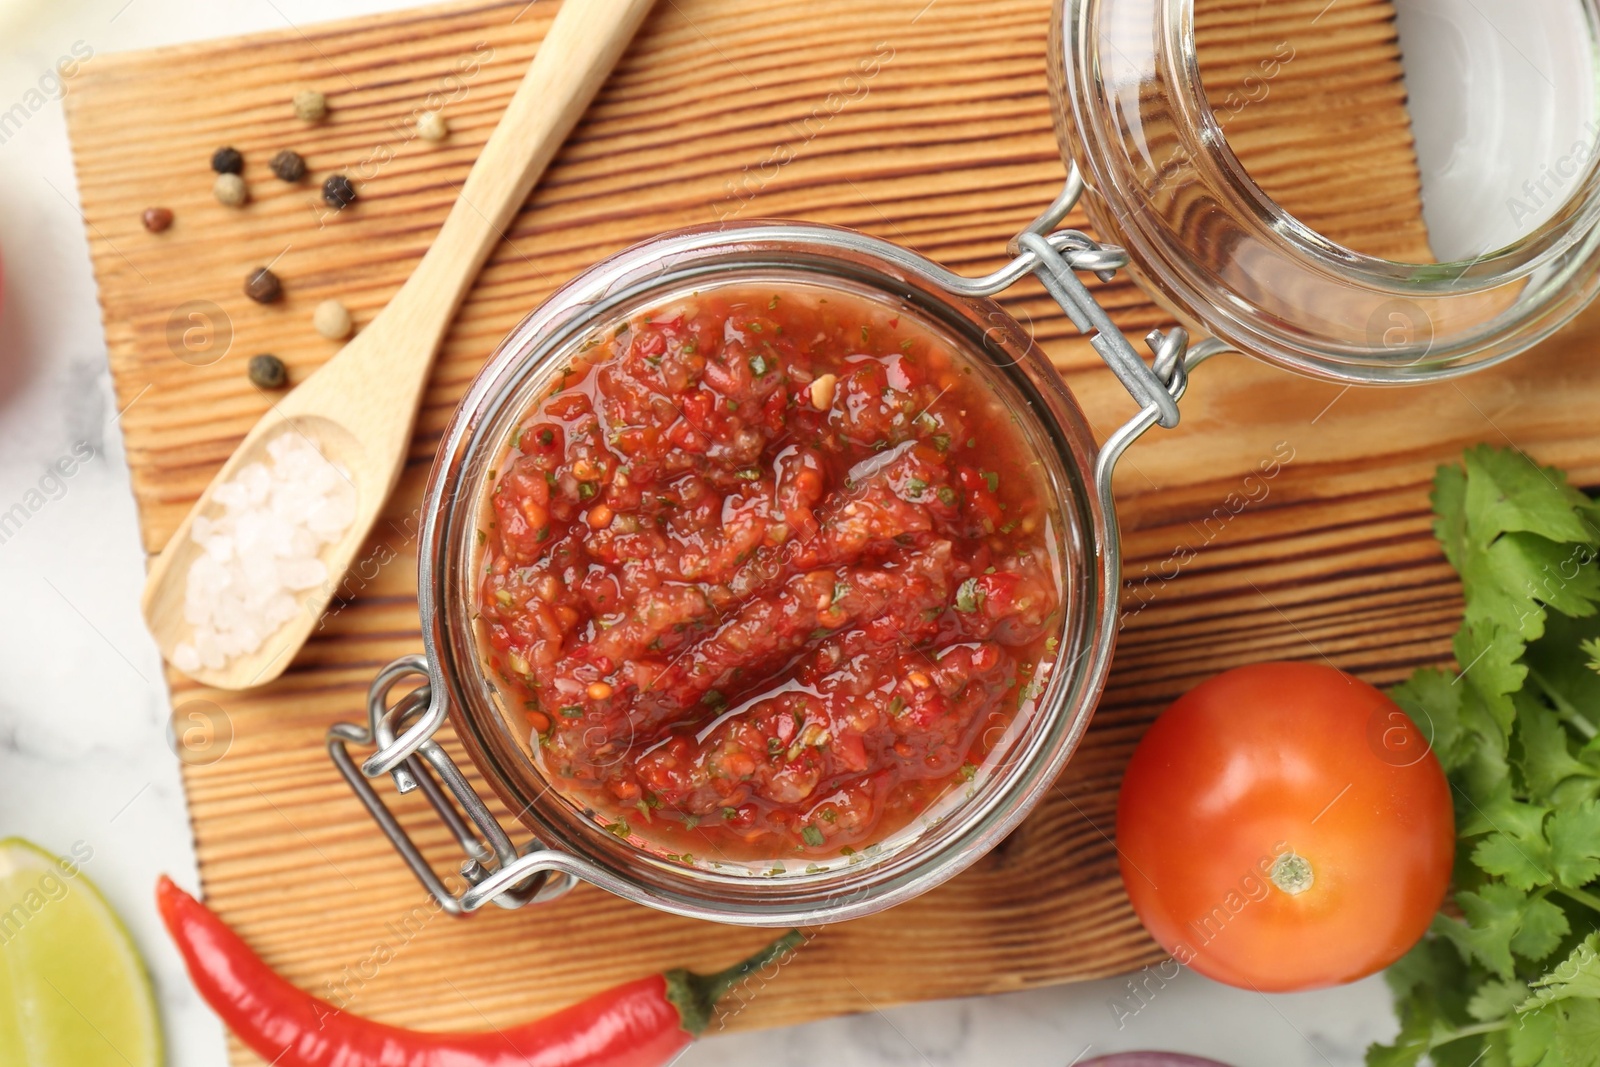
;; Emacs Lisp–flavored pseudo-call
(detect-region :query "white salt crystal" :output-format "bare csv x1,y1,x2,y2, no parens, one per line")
240,545,279,590
260,514,295,557
202,535,234,563
213,481,249,511
195,630,225,670
307,495,354,539
172,430,358,674
262,592,298,628
278,557,327,591
239,463,270,503
289,528,320,557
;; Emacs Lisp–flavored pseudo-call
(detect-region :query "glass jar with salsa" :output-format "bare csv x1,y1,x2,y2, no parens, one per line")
382,224,1114,925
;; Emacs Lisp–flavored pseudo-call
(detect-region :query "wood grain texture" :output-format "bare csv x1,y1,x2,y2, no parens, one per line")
62,0,1600,1060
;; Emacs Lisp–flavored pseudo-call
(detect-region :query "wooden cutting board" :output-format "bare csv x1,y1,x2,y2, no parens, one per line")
63,0,1600,1061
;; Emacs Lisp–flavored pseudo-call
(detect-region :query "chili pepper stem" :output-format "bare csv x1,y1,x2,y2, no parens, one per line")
663,930,804,1035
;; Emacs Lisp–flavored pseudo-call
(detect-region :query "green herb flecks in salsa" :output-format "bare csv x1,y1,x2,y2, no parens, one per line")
477,283,1061,862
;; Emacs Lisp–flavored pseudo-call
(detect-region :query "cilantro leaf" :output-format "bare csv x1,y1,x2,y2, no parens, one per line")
1456,764,1547,843
1387,935,1477,1003
1483,533,1600,623
1517,699,1600,805
1453,617,1529,737
1511,896,1572,964
1364,1020,1430,1067
1525,613,1600,753
1584,638,1600,675
1433,449,1600,734
1461,445,1598,547
1432,461,1470,572
1391,669,1473,772
1473,827,1554,891
1523,936,1600,1010
1507,1004,1563,1067
1547,802,1600,888
1436,895,1520,981
1371,938,1485,1067
1555,999,1600,1067
955,578,983,614
1470,979,1531,1022
1437,885,1567,979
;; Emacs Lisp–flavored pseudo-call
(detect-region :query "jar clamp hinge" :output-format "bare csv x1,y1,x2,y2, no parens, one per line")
328,167,1233,916
329,655,583,915
889,167,1233,513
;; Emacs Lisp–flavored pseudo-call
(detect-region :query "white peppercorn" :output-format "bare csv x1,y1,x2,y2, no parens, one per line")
293,89,327,122
312,299,353,340
416,111,448,142
213,173,248,207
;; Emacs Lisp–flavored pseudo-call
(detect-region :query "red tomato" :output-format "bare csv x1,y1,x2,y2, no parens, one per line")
1116,662,1454,992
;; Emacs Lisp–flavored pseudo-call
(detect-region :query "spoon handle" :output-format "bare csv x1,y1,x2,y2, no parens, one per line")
377,0,659,349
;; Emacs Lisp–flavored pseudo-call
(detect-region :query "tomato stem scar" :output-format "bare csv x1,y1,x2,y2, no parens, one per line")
1270,851,1314,895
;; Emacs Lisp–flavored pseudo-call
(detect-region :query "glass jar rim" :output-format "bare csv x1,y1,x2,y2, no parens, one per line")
1052,0,1600,382
412,221,1119,924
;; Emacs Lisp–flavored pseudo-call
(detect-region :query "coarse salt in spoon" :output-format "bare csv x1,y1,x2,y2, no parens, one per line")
141,0,659,690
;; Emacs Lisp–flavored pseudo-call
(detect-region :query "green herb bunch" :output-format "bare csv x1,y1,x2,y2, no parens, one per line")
1370,447,1600,1066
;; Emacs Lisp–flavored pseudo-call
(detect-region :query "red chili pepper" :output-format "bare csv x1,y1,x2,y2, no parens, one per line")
156,876,801,1067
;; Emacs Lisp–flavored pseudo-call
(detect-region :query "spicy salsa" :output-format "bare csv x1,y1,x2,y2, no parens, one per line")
477,282,1061,863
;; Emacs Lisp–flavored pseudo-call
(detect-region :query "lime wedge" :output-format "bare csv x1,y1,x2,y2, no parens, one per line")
0,837,162,1067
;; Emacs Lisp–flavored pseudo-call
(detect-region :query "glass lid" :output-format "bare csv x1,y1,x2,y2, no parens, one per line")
1051,0,1600,382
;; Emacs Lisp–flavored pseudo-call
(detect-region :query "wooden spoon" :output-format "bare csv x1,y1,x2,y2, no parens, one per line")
142,0,659,690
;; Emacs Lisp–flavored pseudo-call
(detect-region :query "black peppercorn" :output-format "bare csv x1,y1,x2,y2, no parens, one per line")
248,354,288,389
211,146,244,175
244,268,283,304
269,149,307,183
321,174,357,210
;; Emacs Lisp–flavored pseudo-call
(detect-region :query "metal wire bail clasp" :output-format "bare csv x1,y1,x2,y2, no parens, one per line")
328,654,578,914
990,169,1234,503
922,166,1228,474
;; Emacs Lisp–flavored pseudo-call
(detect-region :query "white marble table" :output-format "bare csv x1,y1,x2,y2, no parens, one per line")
0,1,1397,1063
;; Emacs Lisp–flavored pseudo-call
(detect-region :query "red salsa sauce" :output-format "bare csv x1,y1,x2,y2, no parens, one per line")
476,282,1061,864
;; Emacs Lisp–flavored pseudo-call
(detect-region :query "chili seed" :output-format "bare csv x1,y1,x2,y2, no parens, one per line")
247,354,288,389
416,110,448,142
292,89,327,121
212,173,248,207
210,146,243,174
312,299,352,340
269,149,306,183
141,207,173,233
243,267,282,304
321,174,357,210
